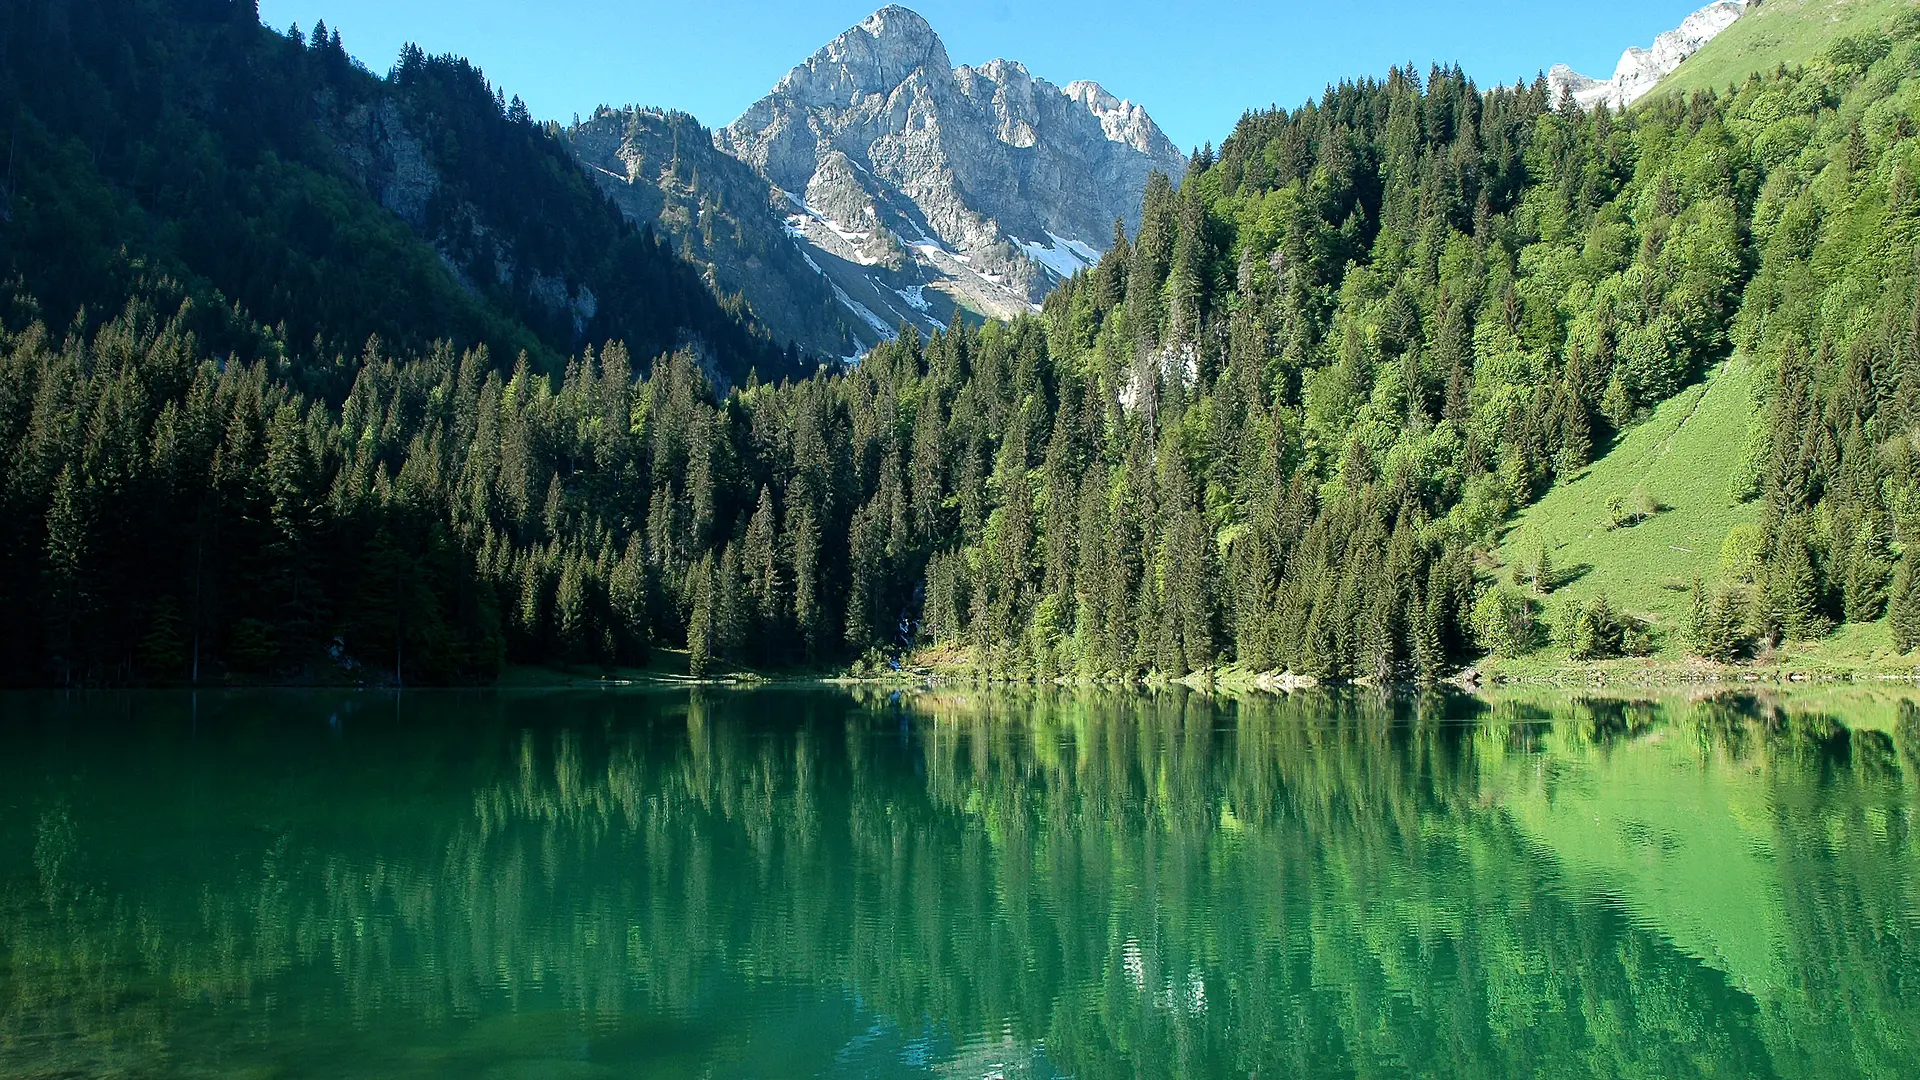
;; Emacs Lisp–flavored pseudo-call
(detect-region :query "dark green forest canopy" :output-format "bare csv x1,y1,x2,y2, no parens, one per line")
0,0,802,391
1,3,1919,685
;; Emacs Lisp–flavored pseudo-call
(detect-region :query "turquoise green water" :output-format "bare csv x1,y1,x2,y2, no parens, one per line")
1,688,1916,1078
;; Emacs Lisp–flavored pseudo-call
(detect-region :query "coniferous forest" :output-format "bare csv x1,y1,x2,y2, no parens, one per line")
4,0,1920,685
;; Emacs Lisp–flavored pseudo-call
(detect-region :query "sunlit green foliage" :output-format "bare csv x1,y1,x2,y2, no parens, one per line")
4,4,1920,683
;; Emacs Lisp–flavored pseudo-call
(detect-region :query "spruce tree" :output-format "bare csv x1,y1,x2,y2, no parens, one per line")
844,501,886,650
787,505,822,661
687,552,714,679
44,464,90,683
608,534,650,665
555,552,588,666
1892,548,1920,655
1767,517,1829,641
139,596,190,680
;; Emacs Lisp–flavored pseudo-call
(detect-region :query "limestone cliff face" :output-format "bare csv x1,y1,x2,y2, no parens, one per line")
321,90,600,346
568,107,862,360
715,5,1186,334
1548,1,1751,110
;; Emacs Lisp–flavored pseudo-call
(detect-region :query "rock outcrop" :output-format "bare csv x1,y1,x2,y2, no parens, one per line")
715,5,1186,343
1548,1,1751,110
568,107,863,360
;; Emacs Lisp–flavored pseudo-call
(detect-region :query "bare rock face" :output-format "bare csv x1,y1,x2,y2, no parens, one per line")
320,90,609,342
1548,1,1751,110
567,106,864,360
716,5,1186,336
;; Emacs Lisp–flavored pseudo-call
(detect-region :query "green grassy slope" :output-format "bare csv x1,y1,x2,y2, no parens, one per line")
1497,361,1760,654
1658,0,1920,99
1493,359,1914,676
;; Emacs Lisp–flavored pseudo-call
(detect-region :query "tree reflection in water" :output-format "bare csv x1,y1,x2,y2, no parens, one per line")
1,689,1915,1078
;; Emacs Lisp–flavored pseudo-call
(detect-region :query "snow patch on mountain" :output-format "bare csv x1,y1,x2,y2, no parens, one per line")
832,281,898,339
895,284,931,312
1548,1,1750,110
717,5,1184,338
1014,233,1098,280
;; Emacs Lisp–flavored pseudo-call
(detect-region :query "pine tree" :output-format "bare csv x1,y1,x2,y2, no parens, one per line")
1165,494,1214,674
992,471,1035,644
788,505,823,661
844,501,886,651
1840,516,1894,624
1411,570,1447,685
44,464,91,683
1566,593,1624,661
1688,578,1750,662
743,487,783,645
608,533,651,664
687,552,715,679
349,527,426,684
909,393,946,543
1892,548,1920,655
516,551,544,651
139,596,190,681
555,551,588,666
1554,348,1593,480
716,543,746,661
1766,516,1829,641
1233,529,1278,672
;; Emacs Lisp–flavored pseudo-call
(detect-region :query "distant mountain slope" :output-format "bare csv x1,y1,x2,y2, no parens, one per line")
566,106,863,361
1656,0,1920,98
713,5,1186,345
1548,2,1752,110
0,0,798,385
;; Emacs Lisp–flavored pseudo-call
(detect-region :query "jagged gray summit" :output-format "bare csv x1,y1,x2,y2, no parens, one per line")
713,5,1187,347
1547,1,1750,110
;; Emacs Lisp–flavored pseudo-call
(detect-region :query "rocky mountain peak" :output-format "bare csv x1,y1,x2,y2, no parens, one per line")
860,5,937,46
1548,1,1751,110
774,4,950,103
1066,79,1177,159
714,6,1186,352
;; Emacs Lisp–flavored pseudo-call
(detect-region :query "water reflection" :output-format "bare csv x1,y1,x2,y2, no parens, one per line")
1,689,1916,1078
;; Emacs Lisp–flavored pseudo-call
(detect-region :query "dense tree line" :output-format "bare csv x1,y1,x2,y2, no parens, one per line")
3,9,1920,684
1692,28,1920,658
0,0,801,387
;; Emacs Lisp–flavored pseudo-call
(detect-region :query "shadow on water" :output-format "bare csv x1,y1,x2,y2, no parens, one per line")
1,686,1917,1078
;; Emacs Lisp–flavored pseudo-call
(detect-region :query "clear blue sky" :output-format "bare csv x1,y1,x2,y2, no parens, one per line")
257,0,1708,150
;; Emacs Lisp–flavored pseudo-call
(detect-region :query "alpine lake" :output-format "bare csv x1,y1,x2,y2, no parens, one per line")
2,686,1917,1079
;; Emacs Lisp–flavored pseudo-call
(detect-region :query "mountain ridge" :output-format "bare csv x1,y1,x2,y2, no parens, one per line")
1548,1,1752,109
712,4,1187,347
565,105,864,362
0,1,799,386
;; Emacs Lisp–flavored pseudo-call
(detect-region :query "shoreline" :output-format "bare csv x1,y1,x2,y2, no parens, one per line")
9,654,1919,695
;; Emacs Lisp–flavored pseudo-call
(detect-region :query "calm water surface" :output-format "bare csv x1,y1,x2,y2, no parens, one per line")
1,688,1917,1078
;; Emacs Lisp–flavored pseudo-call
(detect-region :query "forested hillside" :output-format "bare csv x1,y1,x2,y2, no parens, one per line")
0,0,801,387
1659,0,1920,100
897,12,1920,681
2,4,1918,686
